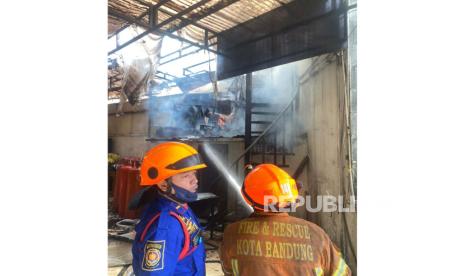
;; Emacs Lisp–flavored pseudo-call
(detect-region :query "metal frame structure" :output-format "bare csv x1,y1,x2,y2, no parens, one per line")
155,70,177,81
158,40,218,66
159,46,203,66
159,44,196,61
182,58,214,76
108,7,224,57
108,0,242,57
108,0,172,40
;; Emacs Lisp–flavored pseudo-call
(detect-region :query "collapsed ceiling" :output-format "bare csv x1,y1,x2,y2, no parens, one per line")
108,0,294,50
108,0,347,104
108,0,294,103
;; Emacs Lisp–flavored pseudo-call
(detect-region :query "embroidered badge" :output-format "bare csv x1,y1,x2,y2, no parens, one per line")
179,215,202,246
180,216,199,235
142,240,165,271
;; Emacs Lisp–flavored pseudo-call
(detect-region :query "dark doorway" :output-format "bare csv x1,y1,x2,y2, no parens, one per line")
193,143,229,219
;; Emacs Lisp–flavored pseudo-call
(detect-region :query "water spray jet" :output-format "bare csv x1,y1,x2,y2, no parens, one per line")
202,143,253,213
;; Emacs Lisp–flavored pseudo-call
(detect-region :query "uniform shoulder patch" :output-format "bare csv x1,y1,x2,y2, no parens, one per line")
142,240,165,271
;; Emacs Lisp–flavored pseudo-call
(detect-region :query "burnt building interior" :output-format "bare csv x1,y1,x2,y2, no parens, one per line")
108,0,357,275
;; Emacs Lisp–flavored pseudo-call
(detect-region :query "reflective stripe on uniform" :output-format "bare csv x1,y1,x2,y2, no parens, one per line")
314,267,324,276
231,258,239,276
332,258,348,276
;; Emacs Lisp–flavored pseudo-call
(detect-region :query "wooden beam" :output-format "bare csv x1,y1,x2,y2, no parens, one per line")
167,0,241,33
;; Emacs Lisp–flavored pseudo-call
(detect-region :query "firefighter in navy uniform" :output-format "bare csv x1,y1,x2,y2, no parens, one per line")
220,164,351,276
131,142,208,275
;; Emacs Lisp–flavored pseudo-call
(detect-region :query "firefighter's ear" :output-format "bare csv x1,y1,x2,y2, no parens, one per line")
158,180,169,192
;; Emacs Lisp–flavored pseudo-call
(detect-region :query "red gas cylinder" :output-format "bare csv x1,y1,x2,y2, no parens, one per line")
112,157,142,218
113,165,131,214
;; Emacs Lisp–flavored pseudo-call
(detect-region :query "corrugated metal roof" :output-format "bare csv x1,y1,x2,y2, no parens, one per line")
108,0,294,45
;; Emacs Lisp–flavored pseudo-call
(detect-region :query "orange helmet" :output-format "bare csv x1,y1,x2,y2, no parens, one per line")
140,142,207,186
241,164,299,210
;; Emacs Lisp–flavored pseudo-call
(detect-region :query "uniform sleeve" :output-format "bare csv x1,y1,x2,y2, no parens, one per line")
324,238,351,276
137,212,183,276
219,227,233,275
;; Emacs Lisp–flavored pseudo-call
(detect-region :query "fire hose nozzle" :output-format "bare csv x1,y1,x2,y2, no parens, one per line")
244,164,254,174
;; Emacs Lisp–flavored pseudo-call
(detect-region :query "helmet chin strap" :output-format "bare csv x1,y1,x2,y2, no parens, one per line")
165,178,174,195
161,178,198,203
157,178,183,204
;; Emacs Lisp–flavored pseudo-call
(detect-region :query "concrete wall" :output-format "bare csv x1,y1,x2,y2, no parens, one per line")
294,52,357,274
108,101,152,157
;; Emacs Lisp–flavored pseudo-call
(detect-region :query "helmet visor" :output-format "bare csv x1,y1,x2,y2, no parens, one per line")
165,154,204,170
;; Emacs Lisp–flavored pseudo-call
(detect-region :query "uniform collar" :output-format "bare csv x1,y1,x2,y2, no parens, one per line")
251,211,289,217
158,191,183,205
144,192,188,214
